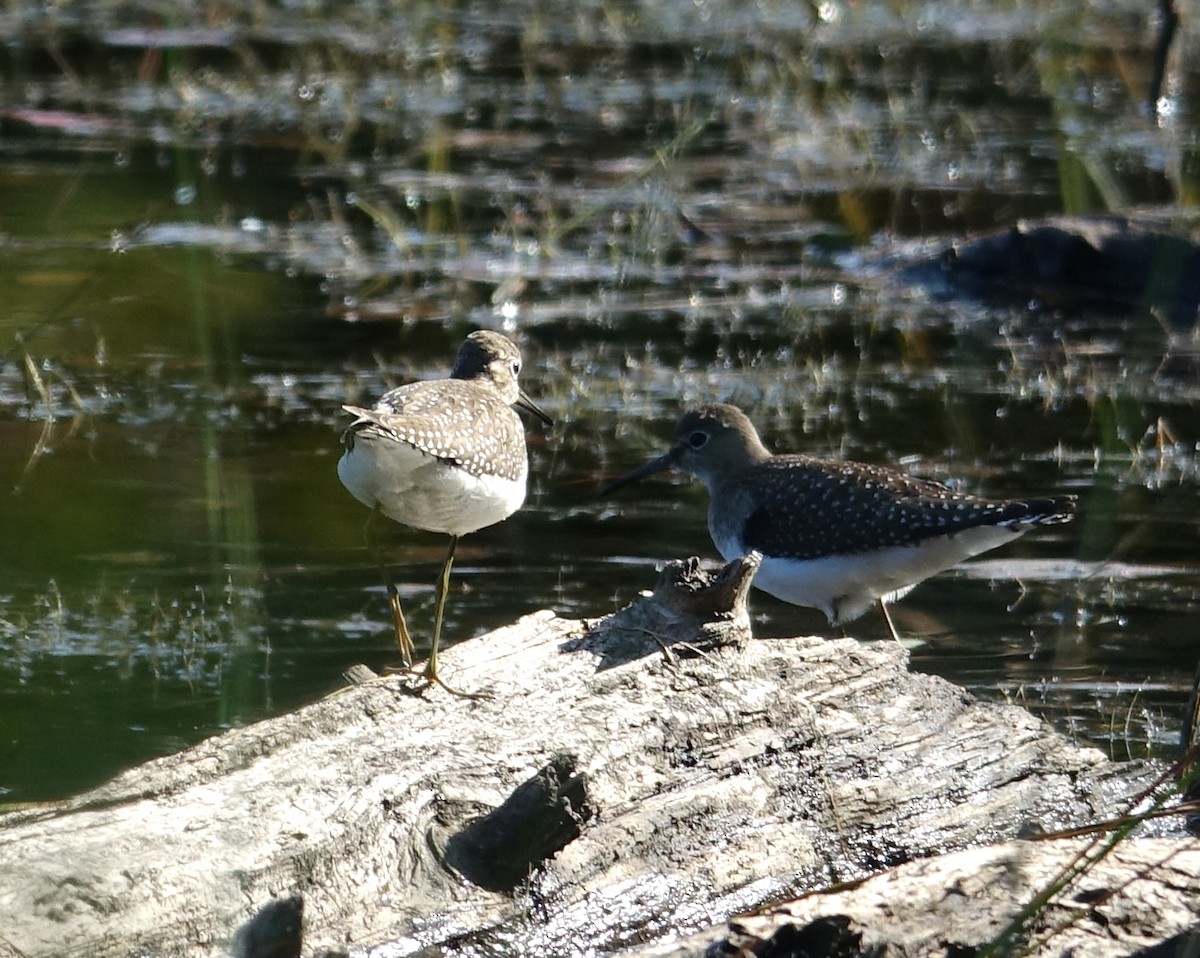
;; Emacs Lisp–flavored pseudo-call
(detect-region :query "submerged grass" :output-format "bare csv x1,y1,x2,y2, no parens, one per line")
0,576,266,687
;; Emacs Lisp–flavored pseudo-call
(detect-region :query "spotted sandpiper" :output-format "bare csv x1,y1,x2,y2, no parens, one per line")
602,402,1076,639
338,330,551,695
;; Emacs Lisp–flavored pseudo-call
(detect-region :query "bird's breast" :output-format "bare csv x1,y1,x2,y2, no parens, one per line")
337,437,527,537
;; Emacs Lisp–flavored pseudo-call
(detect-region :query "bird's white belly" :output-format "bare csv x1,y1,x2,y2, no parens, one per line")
712,525,1022,623
338,441,526,538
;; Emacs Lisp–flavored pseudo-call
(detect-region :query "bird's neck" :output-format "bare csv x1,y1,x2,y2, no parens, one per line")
693,446,771,495
455,372,516,405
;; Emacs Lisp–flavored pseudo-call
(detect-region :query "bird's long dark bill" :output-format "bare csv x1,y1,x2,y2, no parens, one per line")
600,452,677,496
517,389,554,426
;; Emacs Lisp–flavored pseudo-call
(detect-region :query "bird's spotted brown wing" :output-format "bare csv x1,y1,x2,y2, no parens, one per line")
739,456,1074,560
342,380,526,481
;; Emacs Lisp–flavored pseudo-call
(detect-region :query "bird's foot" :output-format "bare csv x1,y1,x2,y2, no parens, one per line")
422,666,493,700
382,664,490,700
381,662,422,678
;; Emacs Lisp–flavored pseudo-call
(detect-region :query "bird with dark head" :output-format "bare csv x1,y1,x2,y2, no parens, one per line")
339,330,551,695
603,402,1076,638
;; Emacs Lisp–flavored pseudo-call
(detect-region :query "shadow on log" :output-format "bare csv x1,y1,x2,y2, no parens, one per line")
234,897,304,958
0,555,1193,957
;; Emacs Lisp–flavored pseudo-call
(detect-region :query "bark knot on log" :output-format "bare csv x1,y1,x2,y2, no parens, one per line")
567,552,760,669
650,552,761,624
442,752,593,892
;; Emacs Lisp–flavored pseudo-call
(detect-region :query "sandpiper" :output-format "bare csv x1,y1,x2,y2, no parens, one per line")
338,330,551,695
603,402,1076,638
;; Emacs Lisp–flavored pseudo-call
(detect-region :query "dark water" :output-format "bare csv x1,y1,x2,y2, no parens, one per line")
2,2,1199,801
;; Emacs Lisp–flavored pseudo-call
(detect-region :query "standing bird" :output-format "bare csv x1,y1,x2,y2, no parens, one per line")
602,403,1075,639
338,331,551,695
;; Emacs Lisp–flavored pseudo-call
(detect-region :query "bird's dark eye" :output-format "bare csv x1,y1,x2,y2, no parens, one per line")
511,360,521,376
688,430,709,449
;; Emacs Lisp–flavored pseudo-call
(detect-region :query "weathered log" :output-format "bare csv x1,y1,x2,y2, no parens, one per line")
627,838,1200,958
0,556,1187,958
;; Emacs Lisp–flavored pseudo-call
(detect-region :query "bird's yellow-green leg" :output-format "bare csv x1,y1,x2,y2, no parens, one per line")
877,598,901,644
384,570,416,666
424,535,489,699
366,505,415,667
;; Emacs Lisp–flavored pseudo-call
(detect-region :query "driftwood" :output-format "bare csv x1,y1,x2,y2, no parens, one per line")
0,555,1192,958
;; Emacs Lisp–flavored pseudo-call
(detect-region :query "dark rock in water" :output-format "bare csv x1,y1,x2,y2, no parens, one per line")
896,216,1200,329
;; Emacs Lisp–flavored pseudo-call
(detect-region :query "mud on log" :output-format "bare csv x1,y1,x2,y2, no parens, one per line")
0,556,1189,957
